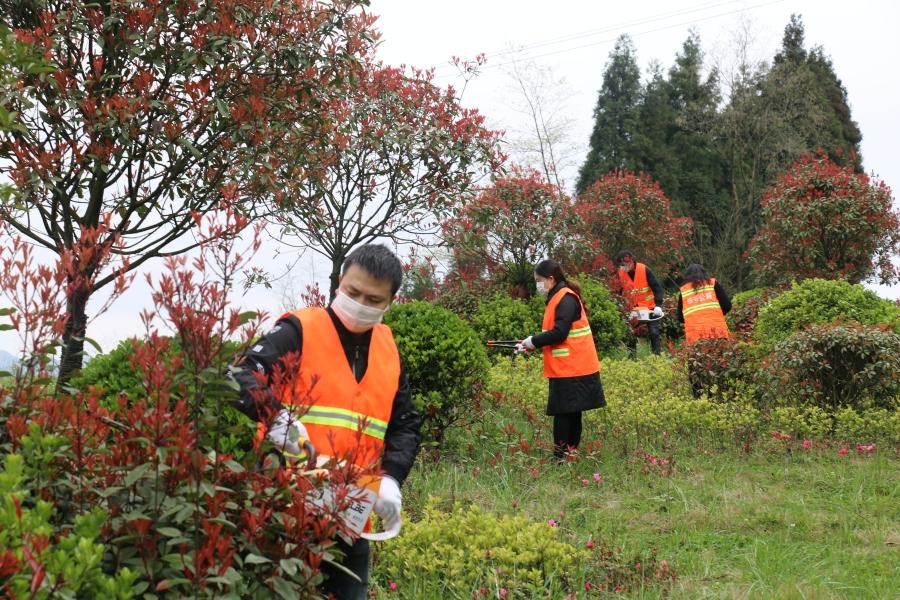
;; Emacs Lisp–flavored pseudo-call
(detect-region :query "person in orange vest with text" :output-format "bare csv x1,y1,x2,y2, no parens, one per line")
676,263,733,398
676,263,732,343
517,260,605,460
614,250,664,356
228,244,421,599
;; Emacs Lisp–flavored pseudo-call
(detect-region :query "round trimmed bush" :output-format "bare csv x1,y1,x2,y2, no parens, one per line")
762,321,900,411
384,301,489,445
470,295,540,352
754,279,900,347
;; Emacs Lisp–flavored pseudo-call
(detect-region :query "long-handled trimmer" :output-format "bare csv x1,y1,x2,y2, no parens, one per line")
486,339,523,350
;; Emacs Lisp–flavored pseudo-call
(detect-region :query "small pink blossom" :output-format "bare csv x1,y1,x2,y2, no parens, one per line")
856,443,876,453
635,562,642,571
593,472,603,483
584,581,592,591
388,581,397,591
586,539,595,549
547,518,558,527
581,478,590,486
802,439,811,450
838,447,849,457
499,588,508,598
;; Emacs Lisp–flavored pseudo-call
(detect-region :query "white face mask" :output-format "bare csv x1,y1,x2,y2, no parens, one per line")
535,278,552,296
332,290,387,333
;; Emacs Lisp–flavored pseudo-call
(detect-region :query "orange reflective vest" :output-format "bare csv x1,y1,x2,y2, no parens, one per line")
680,279,730,344
620,262,656,310
258,307,400,469
541,288,601,378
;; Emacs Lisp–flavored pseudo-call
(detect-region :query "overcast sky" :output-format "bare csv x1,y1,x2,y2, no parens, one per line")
2,0,899,355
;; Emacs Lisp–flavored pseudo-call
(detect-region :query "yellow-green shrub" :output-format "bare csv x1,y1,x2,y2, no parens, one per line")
833,405,900,444
768,405,834,439
485,354,545,412
373,501,588,597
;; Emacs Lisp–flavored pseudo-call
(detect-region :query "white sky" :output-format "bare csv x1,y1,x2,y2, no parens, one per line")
2,0,899,355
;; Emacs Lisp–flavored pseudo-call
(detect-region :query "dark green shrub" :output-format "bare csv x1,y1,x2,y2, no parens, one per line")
576,275,629,355
754,279,900,347
70,337,253,460
470,295,539,350
762,322,900,411
727,286,784,339
384,301,489,445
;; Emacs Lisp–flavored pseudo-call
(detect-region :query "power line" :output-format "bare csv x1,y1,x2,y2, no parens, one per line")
431,0,786,78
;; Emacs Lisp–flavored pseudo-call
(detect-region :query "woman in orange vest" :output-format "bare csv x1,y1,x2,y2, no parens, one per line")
614,250,664,355
676,263,732,343
517,260,605,460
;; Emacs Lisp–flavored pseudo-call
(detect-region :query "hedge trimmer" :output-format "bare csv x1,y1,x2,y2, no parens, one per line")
485,339,523,350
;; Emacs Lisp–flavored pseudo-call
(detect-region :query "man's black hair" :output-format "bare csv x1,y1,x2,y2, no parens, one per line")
614,250,634,265
342,244,404,296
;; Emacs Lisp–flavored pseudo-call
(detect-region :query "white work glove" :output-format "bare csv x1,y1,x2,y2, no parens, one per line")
374,475,402,530
651,306,663,318
515,336,536,352
267,408,309,460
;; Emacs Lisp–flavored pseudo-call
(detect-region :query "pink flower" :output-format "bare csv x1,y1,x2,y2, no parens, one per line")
548,518,558,527
499,588,508,598
584,581,593,591
837,447,849,457
593,472,603,483
771,430,781,439
802,439,811,450
586,539,595,549
581,478,590,486
660,559,668,572
388,581,397,591
856,443,876,453
635,562,642,571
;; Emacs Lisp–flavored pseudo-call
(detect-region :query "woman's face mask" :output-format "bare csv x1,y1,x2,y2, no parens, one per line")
535,277,553,296
332,290,388,332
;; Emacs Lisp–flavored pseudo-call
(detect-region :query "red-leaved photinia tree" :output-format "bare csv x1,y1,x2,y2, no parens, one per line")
573,170,693,279
441,167,572,296
0,0,376,382
749,153,900,285
271,59,502,298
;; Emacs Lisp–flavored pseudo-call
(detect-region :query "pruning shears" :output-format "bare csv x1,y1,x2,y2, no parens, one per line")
486,339,522,349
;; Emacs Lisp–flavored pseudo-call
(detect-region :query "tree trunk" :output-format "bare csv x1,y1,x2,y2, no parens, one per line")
58,286,91,386
328,256,342,302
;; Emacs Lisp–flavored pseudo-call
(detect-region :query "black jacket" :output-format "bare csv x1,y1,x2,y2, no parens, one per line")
228,307,422,485
531,282,606,416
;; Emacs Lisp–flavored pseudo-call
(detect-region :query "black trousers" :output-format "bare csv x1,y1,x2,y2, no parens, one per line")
553,412,583,458
320,537,369,599
627,319,661,356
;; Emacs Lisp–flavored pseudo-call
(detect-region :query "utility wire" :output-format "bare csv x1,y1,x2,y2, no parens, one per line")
431,0,786,78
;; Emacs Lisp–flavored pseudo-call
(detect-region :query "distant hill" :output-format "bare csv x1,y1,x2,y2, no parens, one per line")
0,349,17,372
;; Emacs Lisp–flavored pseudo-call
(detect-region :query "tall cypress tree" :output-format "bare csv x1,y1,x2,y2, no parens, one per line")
773,14,863,170
576,35,642,194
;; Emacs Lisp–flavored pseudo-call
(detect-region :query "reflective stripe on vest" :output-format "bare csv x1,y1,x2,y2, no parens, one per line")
541,287,601,378
680,279,730,343
622,263,655,309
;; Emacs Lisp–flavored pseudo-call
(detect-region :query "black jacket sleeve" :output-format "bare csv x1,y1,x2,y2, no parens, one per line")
381,365,422,486
715,281,732,315
531,294,581,348
228,315,303,421
676,292,684,323
645,267,664,307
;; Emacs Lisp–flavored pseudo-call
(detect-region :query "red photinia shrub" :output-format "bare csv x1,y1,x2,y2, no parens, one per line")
750,152,900,285
679,337,750,399
573,171,693,280
442,167,572,296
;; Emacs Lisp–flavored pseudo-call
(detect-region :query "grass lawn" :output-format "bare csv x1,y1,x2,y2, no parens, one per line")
370,403,899,599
